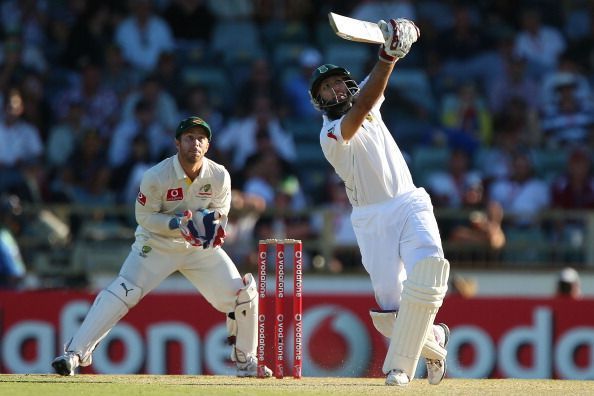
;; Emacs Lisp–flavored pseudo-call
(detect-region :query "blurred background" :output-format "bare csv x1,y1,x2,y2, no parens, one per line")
1,0,593,379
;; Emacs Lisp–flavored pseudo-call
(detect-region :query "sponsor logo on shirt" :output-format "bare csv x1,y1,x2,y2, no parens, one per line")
197,183,212,197
137,191,147,206
327,127,337,141
166,187,184,201
365,114,374,122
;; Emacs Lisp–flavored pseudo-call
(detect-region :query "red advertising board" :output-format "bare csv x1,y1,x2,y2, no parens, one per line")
0,291,592,379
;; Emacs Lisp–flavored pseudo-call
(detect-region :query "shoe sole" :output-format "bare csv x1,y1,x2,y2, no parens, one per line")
52,359,73,376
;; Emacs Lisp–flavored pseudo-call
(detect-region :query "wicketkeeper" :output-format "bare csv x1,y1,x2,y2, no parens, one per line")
308,18,450,386
52,116,272,378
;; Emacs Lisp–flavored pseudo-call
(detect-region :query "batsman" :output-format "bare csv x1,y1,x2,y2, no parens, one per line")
52,116,272,378
309,19,450,386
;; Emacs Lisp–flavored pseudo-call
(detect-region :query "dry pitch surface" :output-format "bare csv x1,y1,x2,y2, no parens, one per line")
1,374,593,395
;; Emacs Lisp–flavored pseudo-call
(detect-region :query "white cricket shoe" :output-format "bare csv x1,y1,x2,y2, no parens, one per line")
236,357,272,378
385,369,410,386
426,323,450,385
52,352,80,376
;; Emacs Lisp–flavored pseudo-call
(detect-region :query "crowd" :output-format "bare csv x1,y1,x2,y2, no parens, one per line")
2,0,594,287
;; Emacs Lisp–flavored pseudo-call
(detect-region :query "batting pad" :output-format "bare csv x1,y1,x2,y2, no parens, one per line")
382,257,449,378
370,310,446,360
67,276,142,365
227,273,258,363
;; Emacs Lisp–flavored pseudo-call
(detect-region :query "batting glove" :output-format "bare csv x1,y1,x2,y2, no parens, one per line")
378,18,420,60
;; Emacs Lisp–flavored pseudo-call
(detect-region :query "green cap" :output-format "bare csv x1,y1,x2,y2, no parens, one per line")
175,116,212,141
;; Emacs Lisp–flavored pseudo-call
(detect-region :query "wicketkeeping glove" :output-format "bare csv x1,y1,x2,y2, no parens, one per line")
378,18,420,61
171,210,204,247
192,209,228,249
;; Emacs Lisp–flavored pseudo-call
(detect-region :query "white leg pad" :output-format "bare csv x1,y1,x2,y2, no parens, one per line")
227,273,258,364
382,257,449,378
66,276,142,365
370,310,446,360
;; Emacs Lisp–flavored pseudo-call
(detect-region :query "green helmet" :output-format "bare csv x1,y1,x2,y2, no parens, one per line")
308,64,359,114
175,116,212,141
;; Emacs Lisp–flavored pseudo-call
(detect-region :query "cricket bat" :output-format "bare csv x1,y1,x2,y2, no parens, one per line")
328,12,385,44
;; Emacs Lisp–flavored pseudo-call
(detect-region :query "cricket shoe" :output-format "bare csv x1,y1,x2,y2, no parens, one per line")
52,352,80,376
426,323,450,385
236,357,272,378
385,369,410,386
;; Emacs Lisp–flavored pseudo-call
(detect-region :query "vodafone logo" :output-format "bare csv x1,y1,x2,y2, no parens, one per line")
166,188,183,201
296,304,371,377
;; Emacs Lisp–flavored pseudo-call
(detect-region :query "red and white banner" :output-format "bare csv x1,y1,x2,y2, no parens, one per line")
0,291,592,379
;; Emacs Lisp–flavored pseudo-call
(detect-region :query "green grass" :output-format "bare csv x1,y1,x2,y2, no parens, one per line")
1,375,593,396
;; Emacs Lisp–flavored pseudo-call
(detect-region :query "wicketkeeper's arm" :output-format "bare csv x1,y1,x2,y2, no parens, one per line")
135,172,181,238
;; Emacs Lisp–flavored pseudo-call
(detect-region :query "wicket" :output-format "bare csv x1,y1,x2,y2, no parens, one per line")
257,239,303,379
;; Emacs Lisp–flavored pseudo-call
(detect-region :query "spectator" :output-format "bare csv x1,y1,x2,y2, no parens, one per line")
426,148,482,208
162,0,215,43
218,95,296,174
437,3,493,86
55,62,119,138
489,149,550,227
0,194,26,289
540,73,594,148
102,43,141,101
109,99,171,168
311,173,359,272
46,99,85,168
59,2,112,70
181,84,223,127
0,33,46,93
550,147,594,262
114,0,175,73
487,54,540,114
121,74,179,130
556,267,582,299
0,87,44,201
513,7,566,78
235,58,283,117
282,47,323,120
20,71,52,139
242,151,305,211
439,80,493,150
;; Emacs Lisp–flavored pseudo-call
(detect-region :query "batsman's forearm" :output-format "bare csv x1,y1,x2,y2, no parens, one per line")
341,60,395,141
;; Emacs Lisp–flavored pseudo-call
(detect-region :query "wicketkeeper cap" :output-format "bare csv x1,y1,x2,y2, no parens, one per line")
175,116,212,141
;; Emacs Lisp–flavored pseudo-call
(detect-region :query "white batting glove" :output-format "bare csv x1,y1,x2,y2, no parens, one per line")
378,18,420,60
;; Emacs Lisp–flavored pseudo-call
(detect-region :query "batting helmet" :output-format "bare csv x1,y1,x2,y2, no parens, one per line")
308,64,360,115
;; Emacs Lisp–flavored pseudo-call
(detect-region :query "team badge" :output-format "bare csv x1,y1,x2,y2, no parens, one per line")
166,187,184,201
365,114,374,122
137,191,147,206
139,245,152,258
197,184,212,197
327,127,337,141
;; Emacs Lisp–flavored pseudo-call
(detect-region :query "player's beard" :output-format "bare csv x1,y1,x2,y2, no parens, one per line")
326,97,354,120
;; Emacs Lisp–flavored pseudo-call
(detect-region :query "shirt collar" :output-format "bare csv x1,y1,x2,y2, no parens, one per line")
174,154,208,181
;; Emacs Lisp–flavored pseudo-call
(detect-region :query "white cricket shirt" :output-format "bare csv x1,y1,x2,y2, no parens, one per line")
134,154,231,250
319,96,415,207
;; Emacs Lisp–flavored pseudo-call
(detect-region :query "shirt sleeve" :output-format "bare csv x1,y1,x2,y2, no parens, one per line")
208,168,232,216
135,170,179,237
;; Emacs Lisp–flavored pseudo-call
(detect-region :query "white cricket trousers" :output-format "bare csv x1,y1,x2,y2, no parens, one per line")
351,188,444,310
120,241,243,313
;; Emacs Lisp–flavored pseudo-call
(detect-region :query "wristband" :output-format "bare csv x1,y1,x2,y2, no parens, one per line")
168,216,180,230
378,46,396,63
